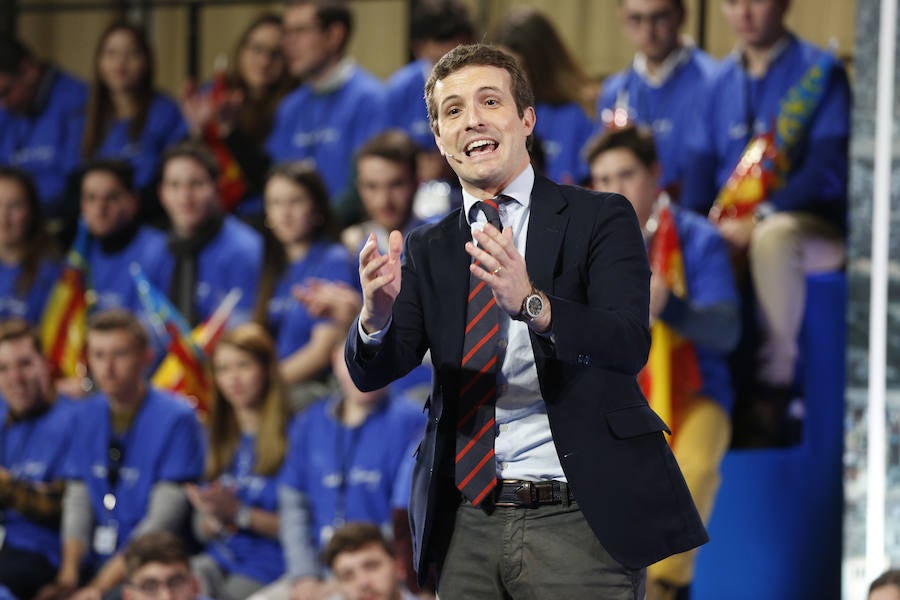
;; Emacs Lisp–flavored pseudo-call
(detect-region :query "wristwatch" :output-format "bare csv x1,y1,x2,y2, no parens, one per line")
515,289,545,322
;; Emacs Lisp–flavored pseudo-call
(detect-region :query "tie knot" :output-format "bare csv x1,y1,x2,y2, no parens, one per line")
476,196,511,231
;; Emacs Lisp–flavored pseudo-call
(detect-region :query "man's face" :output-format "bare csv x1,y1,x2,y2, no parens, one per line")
282,4,339,79
590,147,659,229
432,64,535,198
620,0,684,64
332,543,401,600
159,157,218,236
0,336,51,416
86,329,147,400
81,171,138,238
124,562,199,600
0,178,31,249
357,156,416,232
721,0,788,49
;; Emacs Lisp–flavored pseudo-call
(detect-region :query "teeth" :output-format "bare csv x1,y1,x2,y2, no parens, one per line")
466,140,494,152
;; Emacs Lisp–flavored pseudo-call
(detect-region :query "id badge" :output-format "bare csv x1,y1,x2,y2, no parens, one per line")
93,523,118,556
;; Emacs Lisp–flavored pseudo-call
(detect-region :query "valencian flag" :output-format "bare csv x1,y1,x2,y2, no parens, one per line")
131,265,240,413
710,48,838,222
203,55,246,212
638,202,702,443
40,220,92,379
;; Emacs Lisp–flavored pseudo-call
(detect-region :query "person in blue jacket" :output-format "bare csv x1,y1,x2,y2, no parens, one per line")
679,0,848,440
0,319,78,600
81,22,187,203
254,162,356,406
0,167,60,326
0,38,87,220
48,309,204,599
187,323,289,599
266,0,386,205
384,0,474,187
587,125,739,600
158,141,263,328
492,7,594,186
79,160,171,328
277,347,425,600
596,0,718,195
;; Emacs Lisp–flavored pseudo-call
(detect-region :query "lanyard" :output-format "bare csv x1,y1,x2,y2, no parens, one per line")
333,409,364,527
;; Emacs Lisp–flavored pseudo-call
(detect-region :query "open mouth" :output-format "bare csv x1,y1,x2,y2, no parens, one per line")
465,139,499,157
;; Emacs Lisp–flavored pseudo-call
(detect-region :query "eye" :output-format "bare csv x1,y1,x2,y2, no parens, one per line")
447,106,461,116
485,98,498,106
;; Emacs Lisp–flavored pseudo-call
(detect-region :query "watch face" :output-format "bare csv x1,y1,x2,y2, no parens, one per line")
525,294,543,318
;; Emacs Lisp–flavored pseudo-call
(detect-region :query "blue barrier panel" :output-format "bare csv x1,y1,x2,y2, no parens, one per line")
692,272,846,600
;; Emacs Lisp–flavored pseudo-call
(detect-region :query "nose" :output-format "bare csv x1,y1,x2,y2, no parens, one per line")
466,103,484,129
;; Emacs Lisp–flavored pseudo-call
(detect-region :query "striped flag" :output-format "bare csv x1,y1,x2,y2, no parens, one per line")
40,221,91,378
710,49,838,223
638,203,702,443
131,265,240,412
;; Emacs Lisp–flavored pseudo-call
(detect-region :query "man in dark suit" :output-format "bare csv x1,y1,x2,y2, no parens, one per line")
345,44,707,599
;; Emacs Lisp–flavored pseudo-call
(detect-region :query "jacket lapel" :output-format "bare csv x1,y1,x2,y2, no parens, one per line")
525,175,567,293
428,210,471,366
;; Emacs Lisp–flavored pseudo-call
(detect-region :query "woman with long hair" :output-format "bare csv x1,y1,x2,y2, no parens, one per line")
253,162,357,407
82,21,187,197
182,13,295,219
186,323,289,599
492,7,595,185
0,167,59,325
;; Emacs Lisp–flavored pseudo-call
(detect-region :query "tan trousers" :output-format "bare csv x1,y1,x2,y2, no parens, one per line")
748,212,845,385
648,396,731,586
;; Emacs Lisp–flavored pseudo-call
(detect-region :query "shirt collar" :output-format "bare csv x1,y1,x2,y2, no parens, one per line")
633,43,693,87
310,57,355,94
462,164,535,225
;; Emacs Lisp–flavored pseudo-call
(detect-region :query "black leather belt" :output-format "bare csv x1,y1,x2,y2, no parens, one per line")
494,479,574,508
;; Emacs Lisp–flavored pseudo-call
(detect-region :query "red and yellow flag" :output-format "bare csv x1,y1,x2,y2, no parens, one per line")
40,221,91,379
638,204,703,443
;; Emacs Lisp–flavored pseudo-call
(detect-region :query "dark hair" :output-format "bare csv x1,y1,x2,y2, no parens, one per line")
0,167,54,297
491,8,589,107
287,0,353,54
82,21,156,158
79,158,136,192
0,317,43,354
618,0,685,13
871,569,900,595
583,125,658,170
161,140,220,182
410,0,474,43
123,532,190,577
253,162,333,324
424,44,534,137
322,522,394,569
0,38,31,75
232,13,294,145
87,308,149,351
355,129,418,181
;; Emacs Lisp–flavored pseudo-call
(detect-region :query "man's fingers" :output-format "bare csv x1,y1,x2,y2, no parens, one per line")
388,229,403,262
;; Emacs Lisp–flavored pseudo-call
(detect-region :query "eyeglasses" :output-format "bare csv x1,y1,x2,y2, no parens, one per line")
129,573,192,597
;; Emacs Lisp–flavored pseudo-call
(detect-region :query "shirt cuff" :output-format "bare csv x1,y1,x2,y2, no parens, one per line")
358,315,392,346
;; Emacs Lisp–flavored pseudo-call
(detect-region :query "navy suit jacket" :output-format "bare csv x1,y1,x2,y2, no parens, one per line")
346,175,708,582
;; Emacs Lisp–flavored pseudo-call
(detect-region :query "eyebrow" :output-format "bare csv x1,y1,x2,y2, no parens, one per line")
439,86,506,110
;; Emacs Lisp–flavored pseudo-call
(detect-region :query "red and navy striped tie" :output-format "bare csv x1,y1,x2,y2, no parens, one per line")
456,197,508,507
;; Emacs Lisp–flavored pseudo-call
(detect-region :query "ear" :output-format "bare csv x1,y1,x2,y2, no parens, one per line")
522,106,536,135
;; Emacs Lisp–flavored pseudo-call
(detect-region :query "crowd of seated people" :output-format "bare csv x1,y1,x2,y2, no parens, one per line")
0,0,851,598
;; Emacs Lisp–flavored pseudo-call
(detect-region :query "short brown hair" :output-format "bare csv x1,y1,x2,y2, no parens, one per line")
0,318,42,354
161,140,220,182
583,125,658,170
322,522,394,569
424,43,534,137
123,531,190,577
286,0,353,54
356,130,418,180
87,309,149,351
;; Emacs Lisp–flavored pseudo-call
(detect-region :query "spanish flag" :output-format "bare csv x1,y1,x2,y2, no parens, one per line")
40,221,91,378
638,203,702,443
710,49,838,223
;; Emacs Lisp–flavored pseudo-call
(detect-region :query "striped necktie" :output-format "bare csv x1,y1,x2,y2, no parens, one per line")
455,196,508,507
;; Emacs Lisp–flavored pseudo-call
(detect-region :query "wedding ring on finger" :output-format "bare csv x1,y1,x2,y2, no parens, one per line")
492,265,503,275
